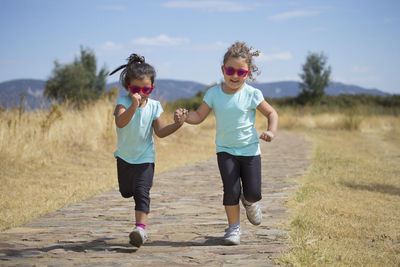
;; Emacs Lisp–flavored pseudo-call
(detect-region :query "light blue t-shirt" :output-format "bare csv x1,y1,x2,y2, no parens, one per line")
203,83,264,156
114,96,163,164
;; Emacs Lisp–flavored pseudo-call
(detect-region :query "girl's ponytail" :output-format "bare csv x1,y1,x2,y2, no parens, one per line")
109,54,146,76
127,54,145,65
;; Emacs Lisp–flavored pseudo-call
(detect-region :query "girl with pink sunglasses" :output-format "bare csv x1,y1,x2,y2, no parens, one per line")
180,41,278,245
110,53,187,248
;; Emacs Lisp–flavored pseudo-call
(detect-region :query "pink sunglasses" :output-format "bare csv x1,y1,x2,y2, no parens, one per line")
128,85,154,95
224,66,249,78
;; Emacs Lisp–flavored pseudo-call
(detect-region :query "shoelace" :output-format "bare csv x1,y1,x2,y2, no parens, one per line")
225,226,241,236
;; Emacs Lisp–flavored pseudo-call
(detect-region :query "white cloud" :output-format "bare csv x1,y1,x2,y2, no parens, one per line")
163,0,252,12
269,10,319,21
97,5,127,11
101,41,124,51
256,52,292,62
27,87,44,97
132,34,189,46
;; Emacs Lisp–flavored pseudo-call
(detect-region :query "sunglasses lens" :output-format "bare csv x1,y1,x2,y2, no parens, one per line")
142,87,153,95
129,86,140,94
237,69,248,77
225,67,235,75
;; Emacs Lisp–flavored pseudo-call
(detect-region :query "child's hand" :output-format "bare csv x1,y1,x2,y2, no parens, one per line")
130,93,141,107
260,131,275,142
174,108,188,126
180,109,188,124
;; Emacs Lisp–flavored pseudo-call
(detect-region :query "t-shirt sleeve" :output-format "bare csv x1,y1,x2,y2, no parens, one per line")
203,88,213,109
114,95,130,116
251,89,265,109
153,101,164,120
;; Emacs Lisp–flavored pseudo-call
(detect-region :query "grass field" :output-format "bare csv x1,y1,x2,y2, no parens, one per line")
1,99,399,265
276,110,400,266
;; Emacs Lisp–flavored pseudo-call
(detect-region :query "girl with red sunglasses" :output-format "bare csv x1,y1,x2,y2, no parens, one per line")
180,41,278,245
110,53,187,248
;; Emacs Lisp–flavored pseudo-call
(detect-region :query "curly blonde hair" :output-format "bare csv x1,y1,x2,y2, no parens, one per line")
223,41,260,81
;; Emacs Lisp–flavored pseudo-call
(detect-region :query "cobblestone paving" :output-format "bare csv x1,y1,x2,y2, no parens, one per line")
0,132,312,266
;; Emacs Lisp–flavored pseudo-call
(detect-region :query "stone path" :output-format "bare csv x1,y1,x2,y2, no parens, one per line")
0,132,311,266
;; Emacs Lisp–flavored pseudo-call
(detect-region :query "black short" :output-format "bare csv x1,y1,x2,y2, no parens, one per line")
217,152,262,205
116,157,154,214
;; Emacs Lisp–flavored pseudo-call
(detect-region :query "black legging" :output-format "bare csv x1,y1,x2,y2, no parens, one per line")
217,152,262,205
116,157,154,214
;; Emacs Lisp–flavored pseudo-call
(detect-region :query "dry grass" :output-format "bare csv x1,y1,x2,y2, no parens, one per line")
0,99,216,231
277,108,400,266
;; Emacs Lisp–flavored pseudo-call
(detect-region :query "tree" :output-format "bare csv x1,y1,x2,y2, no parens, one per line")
297,52,331,104
45,47,108,107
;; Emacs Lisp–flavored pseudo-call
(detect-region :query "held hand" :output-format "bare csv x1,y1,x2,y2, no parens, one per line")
173,109,180,124
260,131,275,142
180,109,188,124
174,108,188,126
130,93,141,108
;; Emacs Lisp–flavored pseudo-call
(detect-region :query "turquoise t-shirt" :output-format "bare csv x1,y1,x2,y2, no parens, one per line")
114,96,163,164
203,83,264,156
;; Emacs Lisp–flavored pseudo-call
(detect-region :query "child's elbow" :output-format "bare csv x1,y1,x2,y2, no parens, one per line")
116,122,124,128
154,130,166,138
187,114,203,125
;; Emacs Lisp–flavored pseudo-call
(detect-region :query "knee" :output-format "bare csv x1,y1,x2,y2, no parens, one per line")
223,187,241,205
243,191,262,203
133,187,150,200
119,189,133,198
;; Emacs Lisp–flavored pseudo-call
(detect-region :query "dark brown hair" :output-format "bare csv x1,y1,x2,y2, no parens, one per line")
109,53,156,90
223,41,260,81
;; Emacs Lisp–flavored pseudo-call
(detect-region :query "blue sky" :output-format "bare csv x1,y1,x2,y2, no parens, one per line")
1,0,399,94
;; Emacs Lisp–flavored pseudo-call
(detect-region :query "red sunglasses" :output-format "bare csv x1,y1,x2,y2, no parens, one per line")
128,85,154,95
224,66,249,78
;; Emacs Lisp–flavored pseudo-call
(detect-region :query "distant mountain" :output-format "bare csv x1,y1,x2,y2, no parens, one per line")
249,81,389,98
0,78,390,110
0,79,49,110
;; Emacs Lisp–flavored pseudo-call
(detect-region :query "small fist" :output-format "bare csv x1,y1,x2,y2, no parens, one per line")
174,108,188,126
260,131,275,142
130,93,142,107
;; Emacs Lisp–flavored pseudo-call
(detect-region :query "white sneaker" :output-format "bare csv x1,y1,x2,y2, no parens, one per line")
129,226,147,247
241,194,262,225
224,225,241,245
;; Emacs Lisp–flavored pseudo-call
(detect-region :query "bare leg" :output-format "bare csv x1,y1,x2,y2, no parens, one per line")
135,210,148,225
224,204,240,224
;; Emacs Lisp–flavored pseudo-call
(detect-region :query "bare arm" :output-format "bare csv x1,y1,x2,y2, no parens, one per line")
153,113,185,138
185,102,211,125
257,100,278,142
114,93,141,128
115,104,138,128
